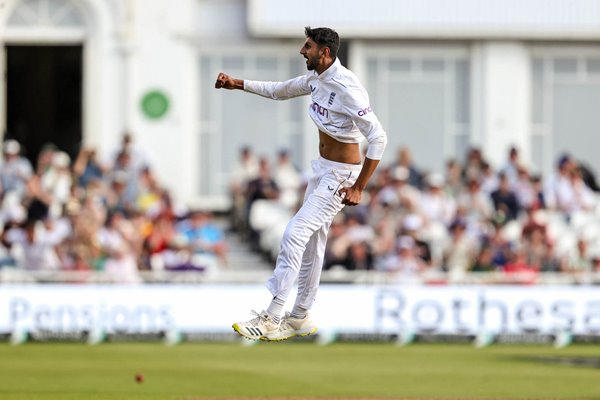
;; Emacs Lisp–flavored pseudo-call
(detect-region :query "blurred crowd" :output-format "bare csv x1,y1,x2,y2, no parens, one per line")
0,133,227,282
2,132,600,285
232,144,600,283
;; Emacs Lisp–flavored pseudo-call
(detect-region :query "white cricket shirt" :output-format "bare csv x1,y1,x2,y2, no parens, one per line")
244,58,387,160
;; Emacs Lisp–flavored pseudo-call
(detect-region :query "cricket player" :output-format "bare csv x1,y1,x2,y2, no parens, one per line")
215,26,387,341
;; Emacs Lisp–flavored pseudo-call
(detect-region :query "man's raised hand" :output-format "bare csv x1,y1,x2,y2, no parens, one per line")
215,72,234,89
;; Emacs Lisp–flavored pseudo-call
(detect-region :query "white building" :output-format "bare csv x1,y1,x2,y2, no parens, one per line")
1,0,600,209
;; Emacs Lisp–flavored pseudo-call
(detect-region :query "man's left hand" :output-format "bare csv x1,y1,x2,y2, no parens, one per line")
338,185,362,206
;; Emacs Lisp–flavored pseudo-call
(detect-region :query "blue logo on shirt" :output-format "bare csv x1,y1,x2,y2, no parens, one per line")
328,92,336,106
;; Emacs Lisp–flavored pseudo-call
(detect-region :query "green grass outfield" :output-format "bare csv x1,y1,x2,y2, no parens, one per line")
0,341,599,400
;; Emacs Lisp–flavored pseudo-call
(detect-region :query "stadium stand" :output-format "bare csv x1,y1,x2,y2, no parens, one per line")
0,139,599,285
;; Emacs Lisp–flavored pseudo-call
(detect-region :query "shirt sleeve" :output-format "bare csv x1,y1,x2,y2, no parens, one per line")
342,86,388,160
244,75,311,100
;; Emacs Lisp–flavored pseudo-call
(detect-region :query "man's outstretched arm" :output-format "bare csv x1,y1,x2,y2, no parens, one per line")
215,72,244,90
215,72,310,99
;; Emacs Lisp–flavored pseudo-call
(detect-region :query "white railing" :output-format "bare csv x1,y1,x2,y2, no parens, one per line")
1,267,599,285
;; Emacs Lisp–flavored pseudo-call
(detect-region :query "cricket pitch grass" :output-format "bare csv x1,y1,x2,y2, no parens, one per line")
0,341,599,400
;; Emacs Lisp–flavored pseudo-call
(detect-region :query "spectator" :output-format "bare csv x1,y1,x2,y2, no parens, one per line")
503,248,539,284
322,211,376,270
520,207,546,239
229,145,259,233
539,240,564,273
110,132,150,173
39,151,72,218
445,159,463,198
500,146,522,188
442,219,479,281
567,238,593,274
323,217,351,270
143,211,186,271
61,199,101,271
419,172,456,227
463,146,485,183
35,142,58,177
136,166,166,218
176,210,228,267
96,210,140,283
529,175,546,210
73,147,106,188
456,178,494,232
513,166,536,210
479,161,499,196
105,171,132,215
344,241,375,271
380,235,426,282
80,180,109,227
246,157,280,205
590,249,600,272
345,212,376,247
470,245,497,272
490,172,520,223
0,219,17,268
109,150,139,212
4,217,63,271
273,149,302,211
399,213,432,267
520,223,551,271
544,154,577,214
245,157,280,247
375,165,420,211
570,167,596,212
578,161,600,192
0,139,33,202
484,223,514,270
392,146,423,189
367,189,402,257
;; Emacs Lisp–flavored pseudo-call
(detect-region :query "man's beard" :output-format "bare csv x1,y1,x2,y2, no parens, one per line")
305,56,318,71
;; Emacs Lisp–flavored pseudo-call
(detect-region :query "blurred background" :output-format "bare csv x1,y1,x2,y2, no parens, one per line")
0,0,600,341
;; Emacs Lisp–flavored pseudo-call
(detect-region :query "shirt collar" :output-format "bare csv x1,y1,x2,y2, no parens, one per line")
318,58,341,80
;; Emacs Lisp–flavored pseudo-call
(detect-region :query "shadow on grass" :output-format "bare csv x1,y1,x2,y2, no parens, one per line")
512,355,600,368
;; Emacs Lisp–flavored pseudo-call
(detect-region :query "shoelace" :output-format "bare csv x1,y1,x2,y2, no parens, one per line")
249,310,269,326
276,312,290,327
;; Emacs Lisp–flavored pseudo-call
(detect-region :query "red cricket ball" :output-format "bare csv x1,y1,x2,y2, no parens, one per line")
135,373,144,383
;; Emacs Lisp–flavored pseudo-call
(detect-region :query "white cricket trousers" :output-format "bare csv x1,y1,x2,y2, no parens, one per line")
266,156,361,310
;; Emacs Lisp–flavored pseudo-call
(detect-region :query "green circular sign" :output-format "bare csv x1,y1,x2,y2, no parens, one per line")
141,90,170,120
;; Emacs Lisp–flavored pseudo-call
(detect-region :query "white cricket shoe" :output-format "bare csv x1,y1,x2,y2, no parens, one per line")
263,312,318,341
232,310,279,340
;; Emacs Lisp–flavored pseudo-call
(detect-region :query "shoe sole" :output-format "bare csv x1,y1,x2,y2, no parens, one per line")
232,323,262,341
262,326,318,342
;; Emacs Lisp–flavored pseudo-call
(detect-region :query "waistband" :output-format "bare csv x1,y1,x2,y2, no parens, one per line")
316,156,363,172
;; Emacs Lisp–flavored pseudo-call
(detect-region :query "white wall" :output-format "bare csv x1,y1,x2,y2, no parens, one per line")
248,0,600,39
2,0,599,207
476,42,531,168
121,0,198,200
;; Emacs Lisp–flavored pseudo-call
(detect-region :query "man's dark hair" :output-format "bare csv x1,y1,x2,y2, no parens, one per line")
305,26,340,59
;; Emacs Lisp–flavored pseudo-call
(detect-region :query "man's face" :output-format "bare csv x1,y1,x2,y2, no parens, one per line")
300,37,323,71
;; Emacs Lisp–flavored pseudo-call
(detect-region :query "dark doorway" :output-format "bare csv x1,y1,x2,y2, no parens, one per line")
5,45,82,168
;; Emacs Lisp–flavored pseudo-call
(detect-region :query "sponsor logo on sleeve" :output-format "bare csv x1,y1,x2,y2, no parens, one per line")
357,106,372,117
